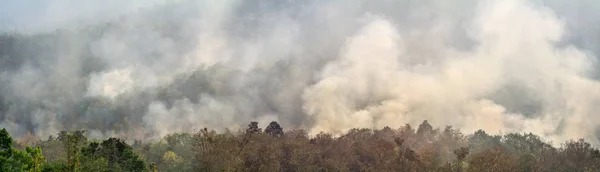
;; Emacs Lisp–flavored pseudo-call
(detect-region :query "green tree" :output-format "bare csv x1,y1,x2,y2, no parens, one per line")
83,138,147,171
57,130,88,170
0,128,12,158
0,128,47,172
26,146,47,172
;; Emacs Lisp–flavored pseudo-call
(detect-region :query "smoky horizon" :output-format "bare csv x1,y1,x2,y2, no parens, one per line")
1,0,600,145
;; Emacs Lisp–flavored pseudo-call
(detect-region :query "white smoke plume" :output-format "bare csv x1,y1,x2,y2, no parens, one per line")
304,0,599,144
1,0,600,144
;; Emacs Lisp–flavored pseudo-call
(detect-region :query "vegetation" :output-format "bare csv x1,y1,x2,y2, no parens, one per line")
1,120,599,172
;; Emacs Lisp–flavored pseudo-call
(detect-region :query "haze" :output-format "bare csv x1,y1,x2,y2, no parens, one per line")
1,0,600,145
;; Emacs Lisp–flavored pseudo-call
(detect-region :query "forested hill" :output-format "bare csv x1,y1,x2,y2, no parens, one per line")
2,120,599,171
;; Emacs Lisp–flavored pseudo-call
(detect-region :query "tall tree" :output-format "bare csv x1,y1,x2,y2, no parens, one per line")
90,138,147,171
416,120,434,142
57,130,88,170
0,128,46,172
265,121,284,137
0,128,12,158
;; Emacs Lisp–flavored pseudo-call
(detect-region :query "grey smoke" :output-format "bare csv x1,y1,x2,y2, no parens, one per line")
1,0,600,144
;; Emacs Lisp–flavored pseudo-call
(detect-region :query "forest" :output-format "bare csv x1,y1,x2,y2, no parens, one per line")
1,120,600,172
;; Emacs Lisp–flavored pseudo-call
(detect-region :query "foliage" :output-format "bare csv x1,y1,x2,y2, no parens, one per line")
81,138,147,171
2,120,600,171
0,128,47,172
265,121,284,137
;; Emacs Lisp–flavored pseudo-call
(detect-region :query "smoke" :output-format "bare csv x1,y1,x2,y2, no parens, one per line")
1,0,600,144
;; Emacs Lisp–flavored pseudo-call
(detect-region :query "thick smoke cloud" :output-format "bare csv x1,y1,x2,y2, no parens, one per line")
1,0,600,144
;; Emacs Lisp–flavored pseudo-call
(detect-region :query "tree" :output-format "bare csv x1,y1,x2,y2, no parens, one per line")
193,128,242,171
88,137,147,171
452,147,469,171
468,146,519,172
558,139,600,171
37,135,65,164
416,120,434,141
0,128,47,172
238,121,262,156
247,121,262,134
265,121,284,137
0,128,12,156
26,146,47,172
161,151,185,171
468,130,501,155
57,130,88,170
502,132,555,171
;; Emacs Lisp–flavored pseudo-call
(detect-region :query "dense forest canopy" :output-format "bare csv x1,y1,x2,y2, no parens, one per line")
2,121,600,171
2,0,600,170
